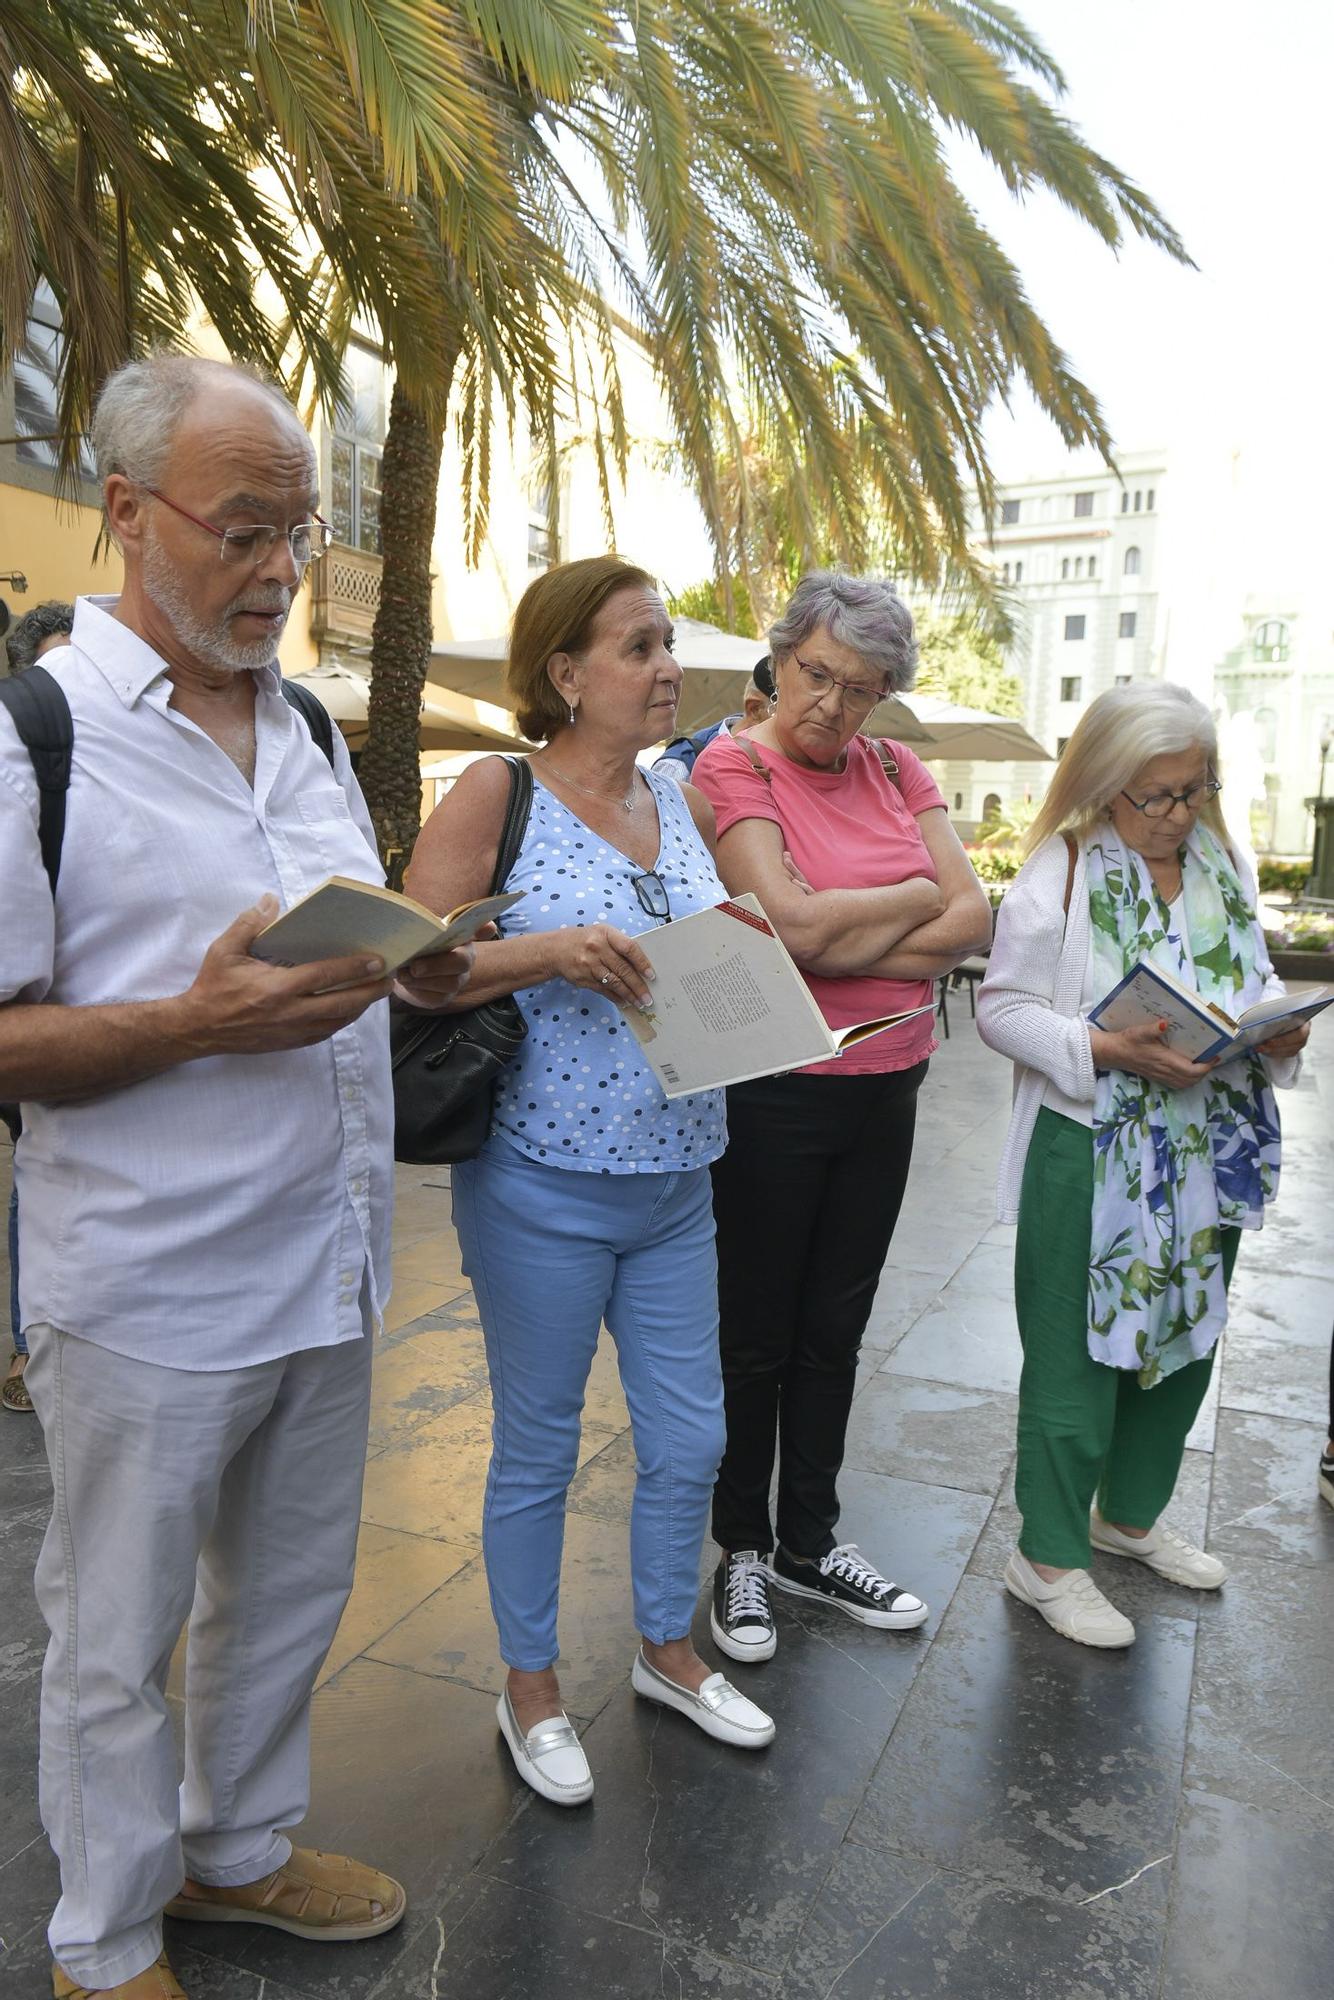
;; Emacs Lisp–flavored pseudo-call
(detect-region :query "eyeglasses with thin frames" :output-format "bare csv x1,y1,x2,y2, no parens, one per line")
138,485,334,568
1120,773,1221,820
793,655,890,719
631,870,672,923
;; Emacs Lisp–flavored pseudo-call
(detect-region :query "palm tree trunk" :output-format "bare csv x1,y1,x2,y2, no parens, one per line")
358,370,456,875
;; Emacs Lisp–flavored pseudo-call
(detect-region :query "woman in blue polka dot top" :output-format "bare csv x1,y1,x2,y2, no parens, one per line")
406,557,776,1805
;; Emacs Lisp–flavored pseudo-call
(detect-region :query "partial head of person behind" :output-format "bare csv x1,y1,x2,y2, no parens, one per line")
740,657,774,728
92,352,323,679
765,572,917,768
5,599,74,675
506,553,676,745
1023,682,1228,862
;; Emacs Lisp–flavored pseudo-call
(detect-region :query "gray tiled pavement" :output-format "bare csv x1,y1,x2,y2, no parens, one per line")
1,1017,1331,1997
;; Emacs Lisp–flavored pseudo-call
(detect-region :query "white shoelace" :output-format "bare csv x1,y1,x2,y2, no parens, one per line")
821,1543,892,1599
725,1555,771,1625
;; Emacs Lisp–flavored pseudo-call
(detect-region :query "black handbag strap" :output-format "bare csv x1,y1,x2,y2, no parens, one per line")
491,756,534,894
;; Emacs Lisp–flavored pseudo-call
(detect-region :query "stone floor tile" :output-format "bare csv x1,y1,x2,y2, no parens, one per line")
879,1291,1021,1397
1183,1353,1223,1454
316,1524,475,1689
1184,1552,1334,1832
1208,1408,1334,1565
1160,1790,1334,2000
176,1660,529,2000
566,1430,638,1524
862,1266,948,1351
366,1324,491,1455
1219,1323,1330,1424
1209,1263,1334,1350
842,1373,1018,1496
782,1840,1165,2000
849,1574,1195,1908
381,1874,778,1999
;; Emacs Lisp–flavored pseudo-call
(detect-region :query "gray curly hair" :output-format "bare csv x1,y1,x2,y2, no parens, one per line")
768,572,919,693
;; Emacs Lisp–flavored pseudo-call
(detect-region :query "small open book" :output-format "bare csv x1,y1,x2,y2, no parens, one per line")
1089,959,1332,1063
251,877,523,975
622,894,935,1097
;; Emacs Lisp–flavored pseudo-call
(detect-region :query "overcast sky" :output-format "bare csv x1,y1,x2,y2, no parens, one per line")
954,0,1331,550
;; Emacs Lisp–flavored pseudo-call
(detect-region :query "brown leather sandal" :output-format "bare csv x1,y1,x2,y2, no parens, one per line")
2,1353,33,1414
163,1846,406,1942
52,1949,185,1999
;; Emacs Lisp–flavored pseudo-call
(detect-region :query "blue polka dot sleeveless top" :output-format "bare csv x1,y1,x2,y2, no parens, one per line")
491,768,727,1174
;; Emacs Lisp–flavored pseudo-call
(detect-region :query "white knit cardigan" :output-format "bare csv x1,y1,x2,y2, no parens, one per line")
976,833,1297,1224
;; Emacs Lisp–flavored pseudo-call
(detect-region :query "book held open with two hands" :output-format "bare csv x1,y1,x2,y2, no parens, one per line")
1088,959,1333,1063
250,876,524,976
622,894,935,1097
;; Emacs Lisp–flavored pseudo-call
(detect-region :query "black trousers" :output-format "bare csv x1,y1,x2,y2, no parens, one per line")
710,1061,927,1558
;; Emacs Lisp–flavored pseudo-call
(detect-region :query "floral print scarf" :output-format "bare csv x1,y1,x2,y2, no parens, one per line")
1085,823,1280,1386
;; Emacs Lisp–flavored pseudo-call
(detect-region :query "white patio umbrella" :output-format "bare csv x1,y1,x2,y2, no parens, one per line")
897,697,1051,763
429,617,931,741
287,664,525,753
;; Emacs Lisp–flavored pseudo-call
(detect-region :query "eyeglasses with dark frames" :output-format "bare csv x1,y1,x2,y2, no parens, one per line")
792,656,890,717
138,485,334,569
1120,772,1222,820
631,870,672,923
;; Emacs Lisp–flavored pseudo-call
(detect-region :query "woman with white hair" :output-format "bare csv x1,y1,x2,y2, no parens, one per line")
977,682,1309,1648
691,572,992,1661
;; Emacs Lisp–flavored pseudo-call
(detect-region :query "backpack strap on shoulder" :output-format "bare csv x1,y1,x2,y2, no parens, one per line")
280,678,336,769
734,732,773,784
0,666,74,894
870,739,904,797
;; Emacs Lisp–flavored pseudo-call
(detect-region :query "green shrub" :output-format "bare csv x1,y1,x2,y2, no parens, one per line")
1264,910,1334,954
1257,859,1310,895
967,843,1022,883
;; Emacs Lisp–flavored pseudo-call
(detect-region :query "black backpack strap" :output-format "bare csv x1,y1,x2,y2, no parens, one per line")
491,756,534,894
280,678,336,768
0,666,74,894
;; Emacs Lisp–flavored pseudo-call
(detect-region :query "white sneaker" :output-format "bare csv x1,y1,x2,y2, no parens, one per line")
631,1649,775,1748
496,1690,594,1806
1003,1551,1135,1648
1089,1509,1227,1589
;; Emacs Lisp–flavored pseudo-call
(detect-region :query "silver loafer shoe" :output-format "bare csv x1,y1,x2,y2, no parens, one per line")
496,1689,594,1806
630,1649,776,1748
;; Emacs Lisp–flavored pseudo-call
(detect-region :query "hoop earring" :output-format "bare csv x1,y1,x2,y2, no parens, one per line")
768,690,778,707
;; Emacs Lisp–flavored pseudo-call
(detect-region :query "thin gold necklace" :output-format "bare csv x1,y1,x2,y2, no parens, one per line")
542,760,641,815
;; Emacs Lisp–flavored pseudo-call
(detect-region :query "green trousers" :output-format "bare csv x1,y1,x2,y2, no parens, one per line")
1013,1107,1240,1570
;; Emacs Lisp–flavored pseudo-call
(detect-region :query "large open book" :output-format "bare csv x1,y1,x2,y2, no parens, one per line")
622,894,935,1097
1088,959,1332,1062
251,877,523,975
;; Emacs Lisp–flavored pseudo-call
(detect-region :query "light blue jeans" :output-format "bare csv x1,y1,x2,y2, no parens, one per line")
452,1139,725,1670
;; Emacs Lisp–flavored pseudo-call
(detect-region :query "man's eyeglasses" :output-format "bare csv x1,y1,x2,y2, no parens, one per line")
632,871,672,923
1120,773,1222,820
793,656,889,719
139,485,334,568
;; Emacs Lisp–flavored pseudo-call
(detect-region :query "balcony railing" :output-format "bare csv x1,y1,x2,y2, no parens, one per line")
309,541,382,644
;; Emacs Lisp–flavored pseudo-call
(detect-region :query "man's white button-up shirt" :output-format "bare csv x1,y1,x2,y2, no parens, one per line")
0,597,395,1369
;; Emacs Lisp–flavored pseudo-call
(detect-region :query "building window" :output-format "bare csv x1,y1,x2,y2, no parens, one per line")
1115,673,1132,685
1253,619,1288,662
1064,615,1085,641
1056,736,1070,756
982,792,1001,824
953,791,963,811
1124,546,1141,576
1254,705,1278,763
329,343,386,552
1001,498,1021,525
1061,557,1070,580
1087,556,1096,579
13,282,96,477
527,431,558,573
1119,611,1137,639
1073,491,1094,517
1146,488,1155,511
1074,557,1084,578
1133,489,1143,511
1002,561,1010,583
1014,560,1023,582
1121,490,1129,512
1060,675,1082,701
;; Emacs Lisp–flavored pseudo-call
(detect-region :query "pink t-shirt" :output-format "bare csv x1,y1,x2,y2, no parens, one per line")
692,732,944,1076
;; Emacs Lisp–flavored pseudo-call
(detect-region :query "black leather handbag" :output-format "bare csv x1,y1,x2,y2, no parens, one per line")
389,757,533,1165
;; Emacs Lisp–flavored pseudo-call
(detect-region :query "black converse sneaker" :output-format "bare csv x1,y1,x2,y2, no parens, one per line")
770,1542,928,1630
710,1551,777,1662
1319,1446,1334,1510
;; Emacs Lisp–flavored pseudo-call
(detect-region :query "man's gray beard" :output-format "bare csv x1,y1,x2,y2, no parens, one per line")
141,530,288,674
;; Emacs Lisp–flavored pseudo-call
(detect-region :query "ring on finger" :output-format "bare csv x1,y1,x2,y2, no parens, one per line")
600,971,614,986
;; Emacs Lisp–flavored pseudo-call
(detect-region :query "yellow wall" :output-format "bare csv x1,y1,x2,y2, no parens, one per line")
0,485,121,615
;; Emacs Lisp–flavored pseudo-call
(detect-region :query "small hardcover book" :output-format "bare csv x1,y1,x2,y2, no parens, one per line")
1088,959,1333,1062
251,878,523,975
622,893,936,1098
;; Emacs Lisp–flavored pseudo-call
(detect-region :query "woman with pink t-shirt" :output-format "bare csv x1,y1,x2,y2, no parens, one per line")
691,572,992,1664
